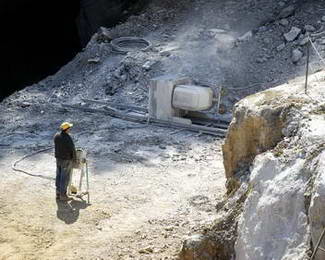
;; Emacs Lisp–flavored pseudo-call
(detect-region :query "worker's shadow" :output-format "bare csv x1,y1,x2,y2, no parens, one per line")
56,199,89,224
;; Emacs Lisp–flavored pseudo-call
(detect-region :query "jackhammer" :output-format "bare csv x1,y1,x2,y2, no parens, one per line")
68,148,90,204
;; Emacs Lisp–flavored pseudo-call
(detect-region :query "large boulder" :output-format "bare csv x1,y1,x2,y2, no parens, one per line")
222,74,325,181
222,87,289,180
235,153,310,260
230,72,325,259
179,234,220,260
284,27,301,42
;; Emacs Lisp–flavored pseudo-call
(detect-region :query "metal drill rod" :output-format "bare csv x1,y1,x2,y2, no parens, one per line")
311,227,325,260
86,161,90,204
305,42,310,94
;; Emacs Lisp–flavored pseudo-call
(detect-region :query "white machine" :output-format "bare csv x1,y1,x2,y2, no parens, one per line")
172,85,214,111
68,148,90,203
149,75,215,124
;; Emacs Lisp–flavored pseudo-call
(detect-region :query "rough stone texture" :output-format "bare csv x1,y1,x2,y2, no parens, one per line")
231,71,325,260
222,88,288,179
179,232,235,260
304,25,316,32
235,153,310,260
277,43,286,52
284,27,301,42
279,18,289,26
179,234,219,260
277,5,296,19
309,151,325,260
292,48,303,63
179,184,248,260
299,38,309,46
222,72,325,180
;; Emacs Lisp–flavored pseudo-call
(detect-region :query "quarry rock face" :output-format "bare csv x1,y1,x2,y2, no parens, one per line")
235,153,310,260
226,72,325,259
309,151,325,260
222,88,287,180
222,76,325,180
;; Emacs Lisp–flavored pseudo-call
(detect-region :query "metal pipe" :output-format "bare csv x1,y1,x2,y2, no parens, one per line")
311,227,325,260
64,104,227,136
86,161,90,204
305,42,310,94
217,86,222,114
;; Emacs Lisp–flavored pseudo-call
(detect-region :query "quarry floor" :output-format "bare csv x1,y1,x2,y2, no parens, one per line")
0,118,226,260
2,0,325,259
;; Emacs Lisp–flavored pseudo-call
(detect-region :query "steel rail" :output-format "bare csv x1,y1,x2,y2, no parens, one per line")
64,104,227,137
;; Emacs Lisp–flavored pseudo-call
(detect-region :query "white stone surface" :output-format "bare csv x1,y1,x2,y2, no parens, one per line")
235,153,310,260
309,151,325,260
284,27,301,42
224,71,325,260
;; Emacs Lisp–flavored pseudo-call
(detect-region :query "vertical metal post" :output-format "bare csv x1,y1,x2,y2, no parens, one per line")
217,86,222,114
305,42,310,94
79,166,84,192
86,161,90,204
311,227,325,260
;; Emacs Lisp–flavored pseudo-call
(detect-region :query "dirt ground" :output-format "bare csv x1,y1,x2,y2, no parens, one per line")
0,116,226,260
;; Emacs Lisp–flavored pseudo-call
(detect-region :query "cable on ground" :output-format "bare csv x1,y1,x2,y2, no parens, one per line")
110,37,152,54
12,147,55,180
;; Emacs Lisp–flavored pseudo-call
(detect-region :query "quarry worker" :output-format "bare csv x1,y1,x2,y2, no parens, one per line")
54,122,77,201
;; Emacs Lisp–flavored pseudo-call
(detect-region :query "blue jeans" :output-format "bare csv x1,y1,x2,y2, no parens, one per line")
56,159,73,196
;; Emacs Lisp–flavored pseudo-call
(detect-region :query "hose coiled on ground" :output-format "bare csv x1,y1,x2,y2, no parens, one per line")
110,37,152,54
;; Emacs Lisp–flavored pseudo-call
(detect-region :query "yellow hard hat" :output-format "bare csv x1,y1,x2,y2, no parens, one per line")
70,185,77,194
60,122,73,131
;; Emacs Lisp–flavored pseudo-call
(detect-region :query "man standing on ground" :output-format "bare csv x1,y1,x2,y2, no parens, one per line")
54,122,76,201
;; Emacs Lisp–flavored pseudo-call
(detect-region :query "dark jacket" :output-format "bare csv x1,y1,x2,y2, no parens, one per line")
54,131,76,160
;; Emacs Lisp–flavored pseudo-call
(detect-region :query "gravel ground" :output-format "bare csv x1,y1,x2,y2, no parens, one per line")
0,109,226,259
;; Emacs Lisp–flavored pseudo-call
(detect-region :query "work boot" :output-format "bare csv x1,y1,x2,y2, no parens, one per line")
59,194,72,201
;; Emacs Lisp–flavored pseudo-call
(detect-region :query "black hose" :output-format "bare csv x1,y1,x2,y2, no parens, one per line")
11,147,55,181
110,37,151,54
